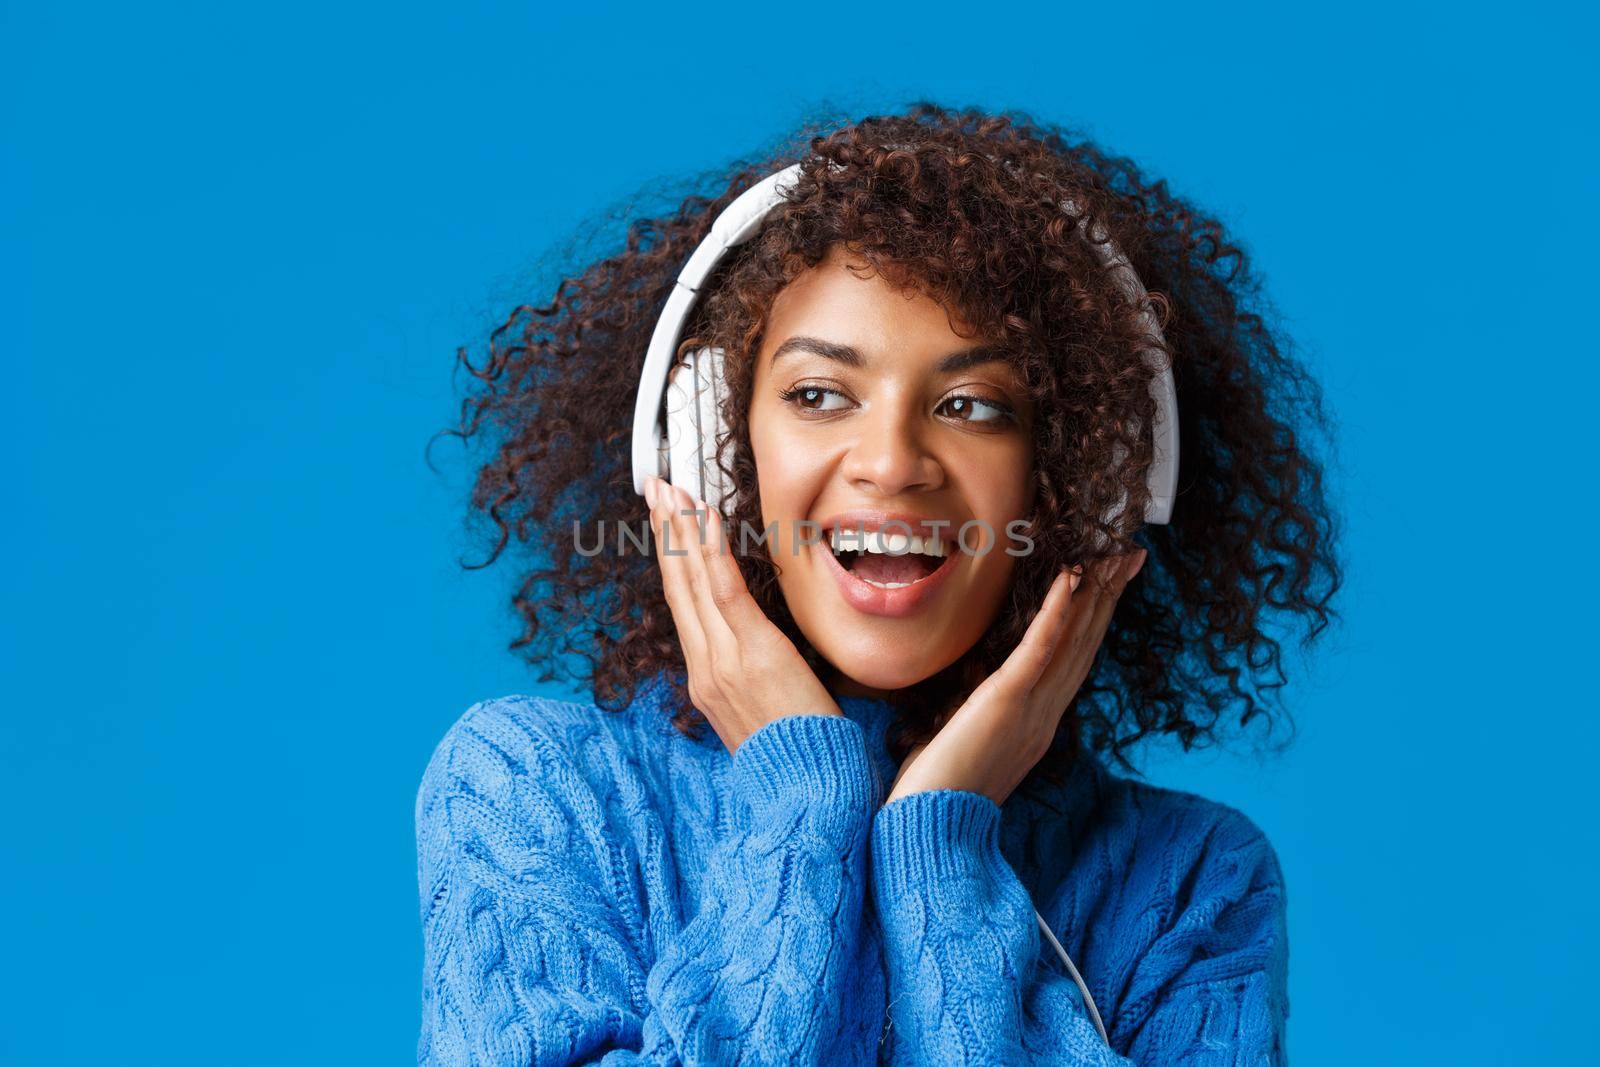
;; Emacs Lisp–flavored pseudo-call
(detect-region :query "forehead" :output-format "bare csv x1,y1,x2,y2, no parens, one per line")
762,248,986,361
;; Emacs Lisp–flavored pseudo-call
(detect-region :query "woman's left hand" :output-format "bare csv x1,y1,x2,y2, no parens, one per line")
885,549,1147,807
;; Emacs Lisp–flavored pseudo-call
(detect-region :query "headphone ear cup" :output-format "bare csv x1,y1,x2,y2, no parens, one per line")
662,351,697,499
662,346,734,512
703,346,734,514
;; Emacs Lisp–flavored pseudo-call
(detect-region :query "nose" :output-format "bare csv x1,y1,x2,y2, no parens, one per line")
840,400,944,496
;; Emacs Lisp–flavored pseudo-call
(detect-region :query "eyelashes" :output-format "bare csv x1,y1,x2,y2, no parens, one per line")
776,384,851,413
775,383,1019,427
939,394,1017,425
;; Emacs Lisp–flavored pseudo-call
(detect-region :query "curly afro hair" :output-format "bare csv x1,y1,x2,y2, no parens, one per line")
436,101,1344,774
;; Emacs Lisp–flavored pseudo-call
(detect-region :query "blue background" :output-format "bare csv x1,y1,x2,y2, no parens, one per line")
5,2,1593,1062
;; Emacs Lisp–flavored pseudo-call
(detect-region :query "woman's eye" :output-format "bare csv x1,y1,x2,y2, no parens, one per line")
938,394,1014,425
781,385,851,412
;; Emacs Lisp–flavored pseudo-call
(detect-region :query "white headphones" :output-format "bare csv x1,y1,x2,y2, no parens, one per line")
630,158,1179,541
629,155,1181,1046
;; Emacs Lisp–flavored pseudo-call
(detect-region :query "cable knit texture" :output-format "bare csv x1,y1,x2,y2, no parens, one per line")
415,673,1288,1065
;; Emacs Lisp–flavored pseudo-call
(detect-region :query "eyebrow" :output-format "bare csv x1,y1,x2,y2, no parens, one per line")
769,335,1015,374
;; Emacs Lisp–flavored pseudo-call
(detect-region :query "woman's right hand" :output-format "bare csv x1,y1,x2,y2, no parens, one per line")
646,474,842,754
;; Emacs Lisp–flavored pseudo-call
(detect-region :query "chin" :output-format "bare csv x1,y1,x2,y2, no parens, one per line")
813,630,964,694
833,660,929,693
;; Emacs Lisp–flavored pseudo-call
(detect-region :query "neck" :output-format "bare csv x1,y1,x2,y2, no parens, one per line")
825,666,899,703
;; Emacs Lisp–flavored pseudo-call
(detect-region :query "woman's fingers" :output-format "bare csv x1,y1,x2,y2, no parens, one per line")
1084,550,1142,643
646,476,840,751
662,482,735,647
1061,555,1129,644
648,477,708,658
1003,567,1080,691
698,505,775,639
982,553,1141,706
1043,550,1143,696
888,551,1146,807
660,480,779,646
1043,550,1145,700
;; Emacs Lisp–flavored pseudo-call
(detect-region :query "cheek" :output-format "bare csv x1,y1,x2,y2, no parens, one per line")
749,403,821,519
965,443,1035,529
1005,444,1036,519
747,404,782,515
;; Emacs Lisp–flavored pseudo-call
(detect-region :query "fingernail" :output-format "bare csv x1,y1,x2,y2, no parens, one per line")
644,477,657,507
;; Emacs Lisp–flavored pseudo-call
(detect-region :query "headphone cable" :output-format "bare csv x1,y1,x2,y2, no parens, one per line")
1035,907,1109,1045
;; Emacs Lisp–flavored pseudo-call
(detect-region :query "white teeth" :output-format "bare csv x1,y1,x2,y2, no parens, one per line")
828,528,948,557
862,579,913,589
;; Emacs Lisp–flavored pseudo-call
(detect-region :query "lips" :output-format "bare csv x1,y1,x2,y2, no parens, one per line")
814,511,962,619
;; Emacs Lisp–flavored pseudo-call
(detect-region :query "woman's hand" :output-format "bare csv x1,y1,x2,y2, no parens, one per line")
645,474,842,755
885,549,1148,807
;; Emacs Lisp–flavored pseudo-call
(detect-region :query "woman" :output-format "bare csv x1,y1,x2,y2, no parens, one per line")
416,103,1342,1064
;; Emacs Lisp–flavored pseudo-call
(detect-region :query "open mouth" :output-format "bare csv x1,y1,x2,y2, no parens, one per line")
826,528,956,589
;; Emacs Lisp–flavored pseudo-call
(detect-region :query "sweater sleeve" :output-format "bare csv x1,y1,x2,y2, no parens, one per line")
868,788,1287,1066
415,700,881,1066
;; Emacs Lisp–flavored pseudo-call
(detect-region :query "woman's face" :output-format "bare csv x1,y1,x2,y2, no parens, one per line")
747,246,1036,696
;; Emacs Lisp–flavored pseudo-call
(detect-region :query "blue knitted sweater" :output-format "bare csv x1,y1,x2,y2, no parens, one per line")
414,673,1288,1064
